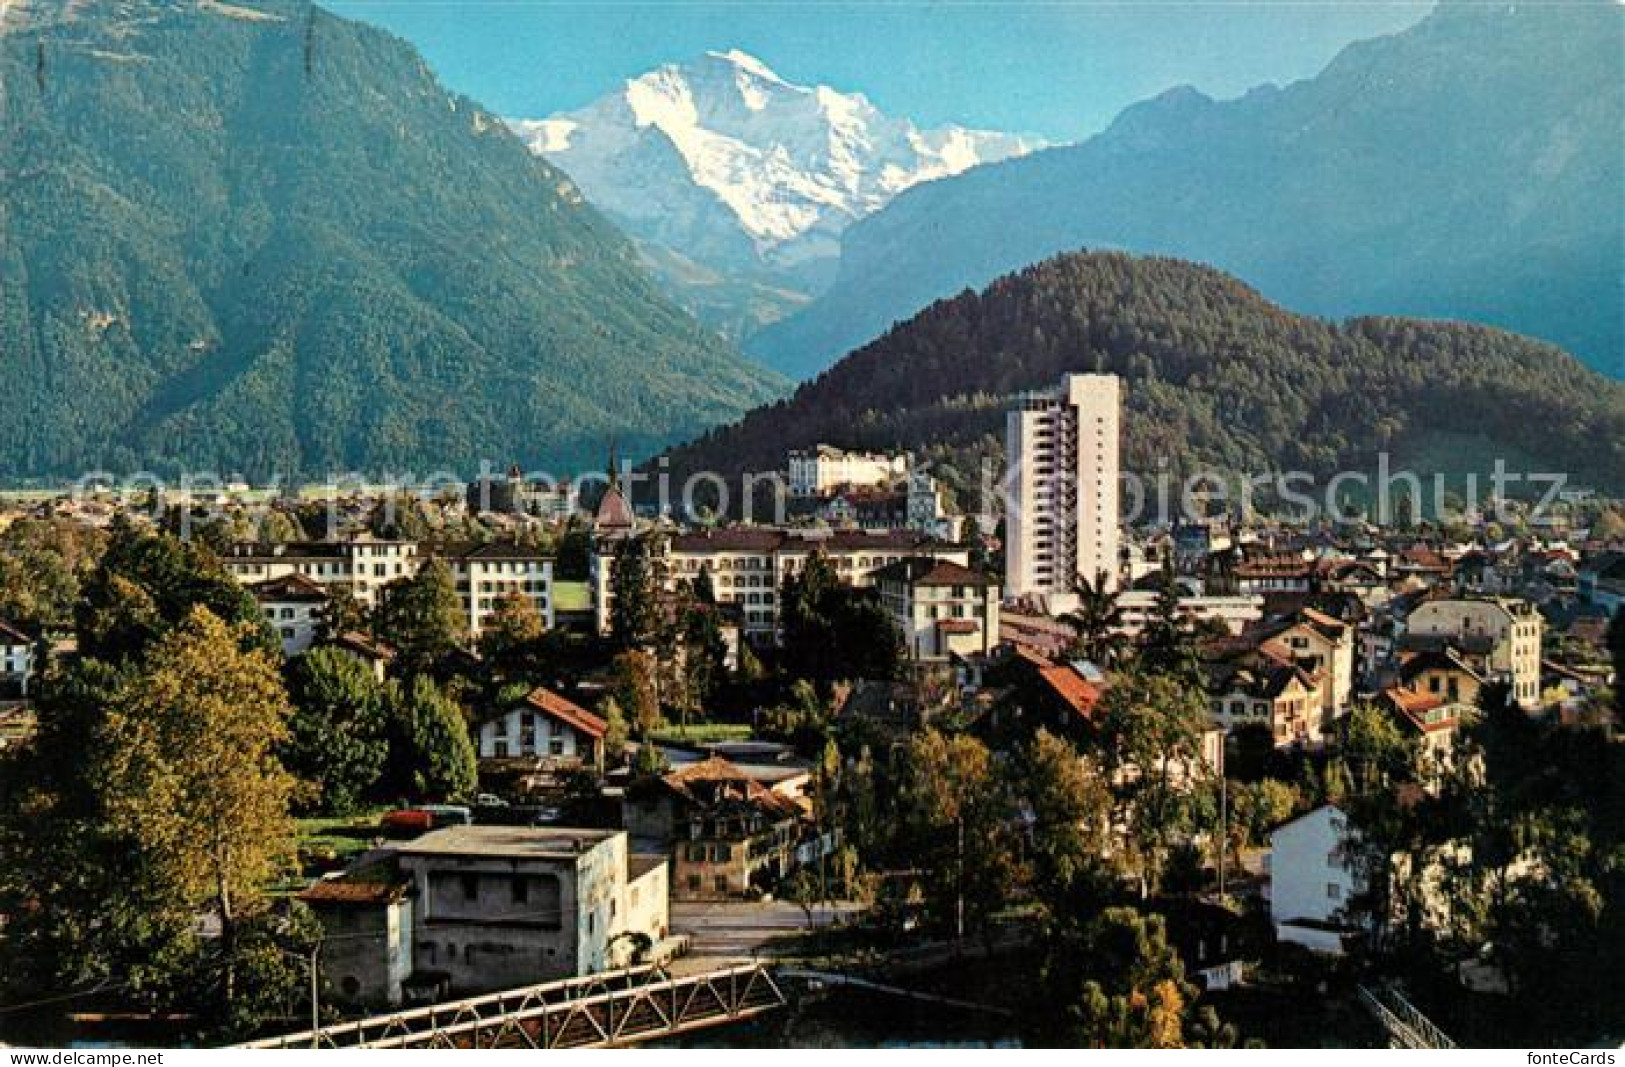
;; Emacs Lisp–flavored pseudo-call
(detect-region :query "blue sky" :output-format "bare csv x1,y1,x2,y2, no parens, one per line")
326,1,1435,142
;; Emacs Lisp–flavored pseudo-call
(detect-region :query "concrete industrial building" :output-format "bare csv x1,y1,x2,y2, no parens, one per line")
302,826,669,1007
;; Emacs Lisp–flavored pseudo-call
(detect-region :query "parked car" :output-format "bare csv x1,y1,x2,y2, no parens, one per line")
379,808,433,838
419,804,473,827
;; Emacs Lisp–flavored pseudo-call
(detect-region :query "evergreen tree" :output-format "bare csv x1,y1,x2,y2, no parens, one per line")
1063,569,1127,667
282,647,390,814
384,676,477,802
1138,557,1198,681
608,536,660,652
373,557,465,676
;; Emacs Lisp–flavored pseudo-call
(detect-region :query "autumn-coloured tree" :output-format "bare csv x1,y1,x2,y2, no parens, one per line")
1096,668,1213,895
898,728,1021,939
96,606,297,1007
1046,907,1195,1048
1019,728,1113,910
477,591,548,682
609,650,663,739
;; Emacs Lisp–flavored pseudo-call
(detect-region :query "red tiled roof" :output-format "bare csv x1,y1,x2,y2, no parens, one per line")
661,756,801,817
1037,663,1103,722
1234,554,1312,578
1298,606,1347,631
873,557,994,587
595,485,635,530
1379,686,1457,734
333,630,396,662
297,877,409,906
1400,546,1451,571
522,685,608,739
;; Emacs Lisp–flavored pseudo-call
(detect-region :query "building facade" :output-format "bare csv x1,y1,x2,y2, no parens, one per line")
0,621,34,698
224,537,553,638
1404,596,1542,708
1005,373,1122,599
874,557,1000,661
623,757,812,901
477,685,608,768
787,445,908,497
1266,804,1364,955
593,528,970,640
393,826,668,998
251,574,329,657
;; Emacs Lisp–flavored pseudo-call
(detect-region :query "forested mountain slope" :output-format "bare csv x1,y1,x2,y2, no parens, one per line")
665,254,1625,501
749,2,1623,381
0,0,782,480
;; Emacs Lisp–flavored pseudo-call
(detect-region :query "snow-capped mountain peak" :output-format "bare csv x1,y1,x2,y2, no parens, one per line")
509,51,1043,268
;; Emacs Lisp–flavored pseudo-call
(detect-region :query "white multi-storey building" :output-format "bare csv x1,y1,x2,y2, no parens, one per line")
224,537,553,638
593,528,970,640
450,543,556,635
1266,804,1365,955
223,536,419,610
787,445,908,497
1403,596,1543,709
1005,373,1122,600
251,574,330,657
873,558,1001,662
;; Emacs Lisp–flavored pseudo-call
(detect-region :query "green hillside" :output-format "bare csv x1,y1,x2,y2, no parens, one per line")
0,0,783,481
750,2,1623,381
665,253,1625,503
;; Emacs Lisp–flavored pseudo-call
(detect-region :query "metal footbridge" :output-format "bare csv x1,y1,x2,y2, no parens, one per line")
237,960,787,1049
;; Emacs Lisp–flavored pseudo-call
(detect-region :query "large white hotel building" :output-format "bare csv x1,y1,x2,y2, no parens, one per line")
1004,373,1122,600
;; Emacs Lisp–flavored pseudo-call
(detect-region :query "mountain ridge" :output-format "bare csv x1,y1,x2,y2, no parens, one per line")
662,252,1625,503
0,0,783,480
748,0,1623,380
511,49,1041,339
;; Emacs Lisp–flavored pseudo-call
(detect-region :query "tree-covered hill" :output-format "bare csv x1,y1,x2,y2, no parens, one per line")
662,253,1625,501
749,1,1623,381
0,0,783,481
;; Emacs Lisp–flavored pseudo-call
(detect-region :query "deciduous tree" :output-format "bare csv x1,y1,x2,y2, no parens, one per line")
95,607,297,1009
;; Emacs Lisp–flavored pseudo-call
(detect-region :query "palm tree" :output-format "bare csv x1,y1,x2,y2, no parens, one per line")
1064,570,1127,667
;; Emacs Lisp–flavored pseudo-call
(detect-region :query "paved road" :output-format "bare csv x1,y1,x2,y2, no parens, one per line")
670,900,863,961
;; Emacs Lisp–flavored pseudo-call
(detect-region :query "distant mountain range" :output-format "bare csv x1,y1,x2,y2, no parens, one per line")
0,0,781,480
663,253,1625,501
510,50,1040,339
748,1,1624,380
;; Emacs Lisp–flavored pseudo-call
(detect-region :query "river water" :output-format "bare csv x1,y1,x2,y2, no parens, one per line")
656,986,1023,1048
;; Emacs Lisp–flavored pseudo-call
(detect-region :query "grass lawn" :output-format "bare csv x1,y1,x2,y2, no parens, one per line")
651,722,755,745
286,811,386,887
552,580,592,613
